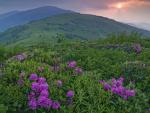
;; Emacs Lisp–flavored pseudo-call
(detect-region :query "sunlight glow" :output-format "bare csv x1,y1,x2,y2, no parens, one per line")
117,3,122,9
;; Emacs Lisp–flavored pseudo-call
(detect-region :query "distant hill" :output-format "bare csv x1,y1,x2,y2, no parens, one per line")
0,13,150,47
0,6,72,31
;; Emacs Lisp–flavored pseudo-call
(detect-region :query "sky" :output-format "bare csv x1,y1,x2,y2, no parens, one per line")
0,0,150,23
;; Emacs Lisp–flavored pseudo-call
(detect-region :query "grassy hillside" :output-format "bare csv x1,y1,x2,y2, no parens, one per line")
0,34,150,113
0,13,150,47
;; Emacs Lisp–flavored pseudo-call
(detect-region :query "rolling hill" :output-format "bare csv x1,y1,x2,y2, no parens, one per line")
0,13,150,47
0,6,72,31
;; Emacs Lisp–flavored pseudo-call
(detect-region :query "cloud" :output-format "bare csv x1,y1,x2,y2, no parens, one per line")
76,0,150,23
0,0,150,11
0,0,149,22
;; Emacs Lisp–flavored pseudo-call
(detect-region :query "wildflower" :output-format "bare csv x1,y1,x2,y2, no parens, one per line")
39,83,49,91
28,92,36,100
115,86,125,96
31,82,39,91
99,80,111,91
111,78,117,86
132,43,142,54
16,53,26,61
56,80,62,87
40,90,49,97
125,90,135,97
74,67,83,74
52,101,60,109
111,86,117,94
99,80,105,84
46,99,53,108
103,82,111,91
66,90,74,97
68,61,77,68
118,77,124,82
37,96,48,107
29,73,38,81
122,95,128,100
28,98,37,110
100,77,136,100
111,77,124,87
116,78,123,87
38,77,46,84
66,90,74,106
29,75,60,110
17,79,24,86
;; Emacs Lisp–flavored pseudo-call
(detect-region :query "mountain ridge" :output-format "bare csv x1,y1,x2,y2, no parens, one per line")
0,6,73,31
0,13,150,47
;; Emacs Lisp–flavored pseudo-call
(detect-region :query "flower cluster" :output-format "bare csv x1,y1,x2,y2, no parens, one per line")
66,90,74,105
132,44,142,54
74,67,83,74
16,53,27,61
28,74,60,110
68,61,77,68
99,77,136,100
67,61,83,75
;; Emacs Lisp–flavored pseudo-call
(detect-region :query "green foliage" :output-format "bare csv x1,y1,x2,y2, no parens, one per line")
0,46,6,62
0,104,8,113
0,34,150,113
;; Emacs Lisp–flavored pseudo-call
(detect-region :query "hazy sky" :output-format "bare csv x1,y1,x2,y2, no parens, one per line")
0,0,150,23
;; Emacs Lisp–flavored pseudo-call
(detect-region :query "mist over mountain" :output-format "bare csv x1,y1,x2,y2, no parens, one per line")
128,23,150,31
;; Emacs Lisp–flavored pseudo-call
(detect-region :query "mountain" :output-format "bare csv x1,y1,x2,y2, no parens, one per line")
0,13,150,47
128,23,150,31
0,6,72,31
